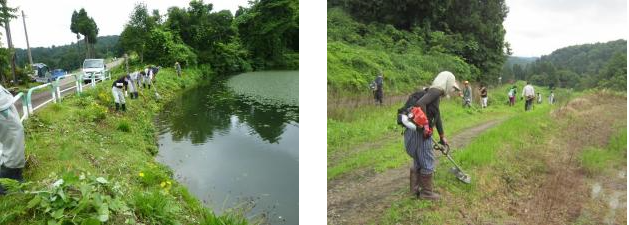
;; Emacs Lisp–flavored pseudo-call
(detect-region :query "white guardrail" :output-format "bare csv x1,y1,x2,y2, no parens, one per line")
11,92,28,122
13,70,111,123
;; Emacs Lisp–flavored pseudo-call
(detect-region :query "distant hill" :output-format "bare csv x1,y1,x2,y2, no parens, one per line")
540,39,626,75
521,39,626,90
15,35,122,71
505,56,537,68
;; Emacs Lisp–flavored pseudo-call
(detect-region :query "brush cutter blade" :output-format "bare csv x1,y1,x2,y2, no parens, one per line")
449,167,471,184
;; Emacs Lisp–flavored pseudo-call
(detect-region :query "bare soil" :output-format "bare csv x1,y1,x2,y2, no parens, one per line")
327,119,504,225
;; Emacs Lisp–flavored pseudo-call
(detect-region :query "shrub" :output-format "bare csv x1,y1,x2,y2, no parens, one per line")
79,103,108,122
97,90,113,106
132,191,178,224
137,164,169,187
117,120,131,132
24,172,132,224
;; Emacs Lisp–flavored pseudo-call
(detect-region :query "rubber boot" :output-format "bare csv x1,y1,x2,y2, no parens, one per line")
115,103,120,111
0,166,24,195
121,104,126,112
419,173,440,201
410,167,419,196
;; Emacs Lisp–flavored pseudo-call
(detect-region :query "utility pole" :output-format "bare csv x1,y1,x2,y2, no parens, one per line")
22,10,33,65
4,18,17,84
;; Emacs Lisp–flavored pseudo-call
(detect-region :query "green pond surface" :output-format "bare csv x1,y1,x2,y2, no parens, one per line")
156,71,298,224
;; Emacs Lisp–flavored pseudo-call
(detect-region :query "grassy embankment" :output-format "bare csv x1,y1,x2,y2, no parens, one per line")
0,65,249,224
327,8,476,98
378,90,626,224
327,82,568,180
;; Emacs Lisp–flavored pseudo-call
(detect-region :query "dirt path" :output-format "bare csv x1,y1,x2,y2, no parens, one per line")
327,119,504,225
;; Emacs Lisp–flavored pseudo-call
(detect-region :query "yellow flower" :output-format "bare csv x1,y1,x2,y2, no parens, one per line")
160,181,166,188
138,172,144,177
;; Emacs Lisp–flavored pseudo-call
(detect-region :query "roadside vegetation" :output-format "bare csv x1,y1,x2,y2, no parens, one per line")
0,66,255,224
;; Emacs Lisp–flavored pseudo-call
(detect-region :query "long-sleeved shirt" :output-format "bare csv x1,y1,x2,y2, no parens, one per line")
414,88,444,136
112,77,129,89
463,86,472,99
374,76,383,90
0,84,13,111
522,84,535,98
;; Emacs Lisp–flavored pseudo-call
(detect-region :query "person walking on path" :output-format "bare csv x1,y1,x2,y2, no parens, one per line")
112,75,130,112
522,82,535,111
399,71,460,201
0,84,26,195
374,72,384,105
537,93,542,104
128,72,139,99
549,91,555,104
508,85,517,106
462,81,472,108
175,62,182,77
142,66,153,89
479,83,488,108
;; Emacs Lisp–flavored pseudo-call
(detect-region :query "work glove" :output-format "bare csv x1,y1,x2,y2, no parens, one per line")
423,125,432,139
439,135,448,146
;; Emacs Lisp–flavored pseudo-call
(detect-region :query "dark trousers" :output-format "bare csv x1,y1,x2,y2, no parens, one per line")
374,89,383,105
525,98,533,111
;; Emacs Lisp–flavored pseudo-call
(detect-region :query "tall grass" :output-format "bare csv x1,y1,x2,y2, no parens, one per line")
579,127,627,174
327,83,543,179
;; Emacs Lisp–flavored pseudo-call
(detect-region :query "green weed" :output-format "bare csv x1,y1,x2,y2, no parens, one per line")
116,120,131,132
132,191,178,224
579,127,627,174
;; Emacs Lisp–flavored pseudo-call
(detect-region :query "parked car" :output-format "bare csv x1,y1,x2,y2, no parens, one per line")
82,59,106,83
51,69,67,81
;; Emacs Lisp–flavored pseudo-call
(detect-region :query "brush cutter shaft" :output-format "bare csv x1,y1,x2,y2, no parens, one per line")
432,139,468,175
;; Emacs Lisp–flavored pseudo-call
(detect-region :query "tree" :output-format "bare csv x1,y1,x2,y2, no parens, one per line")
70,10,81,52
144,28,196,66
597,52,627,91
334,0,508,80
236,0,299,68
74,9,98,59
120,3,153,63
0,0,17,84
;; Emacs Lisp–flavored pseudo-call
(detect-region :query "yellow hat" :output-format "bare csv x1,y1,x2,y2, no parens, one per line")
464,81,469,84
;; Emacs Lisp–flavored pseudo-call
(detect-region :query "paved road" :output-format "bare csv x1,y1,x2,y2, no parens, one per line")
13,59,124,117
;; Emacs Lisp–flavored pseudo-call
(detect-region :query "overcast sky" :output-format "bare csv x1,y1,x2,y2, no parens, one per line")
1,0,249,49
504,0,627,57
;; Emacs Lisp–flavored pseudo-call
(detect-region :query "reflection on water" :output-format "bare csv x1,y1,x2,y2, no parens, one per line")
156,73,298,224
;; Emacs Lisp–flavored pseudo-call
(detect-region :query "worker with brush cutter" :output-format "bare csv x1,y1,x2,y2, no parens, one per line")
0,84,26,195
397,71,460,201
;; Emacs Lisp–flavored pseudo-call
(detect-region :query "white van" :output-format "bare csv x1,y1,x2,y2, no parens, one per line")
82,59,107,83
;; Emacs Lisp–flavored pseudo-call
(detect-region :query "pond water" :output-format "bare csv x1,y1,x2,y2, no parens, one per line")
156,71,299,224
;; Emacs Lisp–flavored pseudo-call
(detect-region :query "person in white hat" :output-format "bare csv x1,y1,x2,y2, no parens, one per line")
403,71,460,201
462,80,472,107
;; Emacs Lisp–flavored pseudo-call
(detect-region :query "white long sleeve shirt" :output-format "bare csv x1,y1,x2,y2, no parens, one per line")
522,84,535,98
